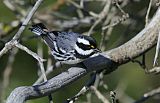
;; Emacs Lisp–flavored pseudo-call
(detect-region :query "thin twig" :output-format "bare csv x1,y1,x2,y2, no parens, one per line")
153,30,160,66
2,0,26,17
34,62,61,85
0,40,16,57
15,43,47,80
66,0,98,17
16,43,54,102
65,86,89,103
145,0,153,26
102,14,129,30
15,43,45,62
134,87,160,103
113,0,126,15
148,66,160,74
15,43,48,79
12,0,43,40
37,42,47,81
88,0,111,36
64,72,97,103
102,0,129,31
80,0,84,8
3,0,15,11
100,15,116,51
0,0,44,57
91,86,110,103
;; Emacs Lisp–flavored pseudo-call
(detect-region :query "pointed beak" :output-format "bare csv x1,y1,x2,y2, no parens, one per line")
94,48,101,53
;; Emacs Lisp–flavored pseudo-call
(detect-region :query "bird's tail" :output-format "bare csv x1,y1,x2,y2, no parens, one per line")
29,23,48,36
29,23,53,103
30,23,56,50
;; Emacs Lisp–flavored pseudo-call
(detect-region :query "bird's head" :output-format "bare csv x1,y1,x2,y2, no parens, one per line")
75,35,100,59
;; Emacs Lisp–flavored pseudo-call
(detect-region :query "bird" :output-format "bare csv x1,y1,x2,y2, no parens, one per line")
29,23,100,64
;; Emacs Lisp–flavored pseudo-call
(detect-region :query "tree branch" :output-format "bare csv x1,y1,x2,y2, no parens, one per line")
0,0,44,57
6,7,160,103
134,87,160,103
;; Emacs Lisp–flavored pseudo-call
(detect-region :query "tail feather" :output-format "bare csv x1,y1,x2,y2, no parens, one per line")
29,23,48,36
30,23,57,50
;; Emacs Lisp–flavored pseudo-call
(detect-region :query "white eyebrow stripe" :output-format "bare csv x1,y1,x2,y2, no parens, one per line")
77,38,90,45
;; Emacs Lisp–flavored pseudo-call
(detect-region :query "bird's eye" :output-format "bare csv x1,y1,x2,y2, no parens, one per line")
76,42,93,50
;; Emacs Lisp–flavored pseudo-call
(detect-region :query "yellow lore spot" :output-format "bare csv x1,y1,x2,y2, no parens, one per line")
91,45,94,48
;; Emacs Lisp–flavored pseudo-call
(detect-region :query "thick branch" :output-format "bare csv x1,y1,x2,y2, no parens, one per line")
6,8,160,103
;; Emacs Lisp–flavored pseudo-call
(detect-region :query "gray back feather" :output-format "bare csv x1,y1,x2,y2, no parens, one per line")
55,32,79,52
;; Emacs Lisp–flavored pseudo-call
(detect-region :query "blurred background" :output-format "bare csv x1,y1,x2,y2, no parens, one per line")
0,0,160,103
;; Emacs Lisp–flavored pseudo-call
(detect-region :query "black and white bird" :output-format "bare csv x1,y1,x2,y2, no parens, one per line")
30,23,100,64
